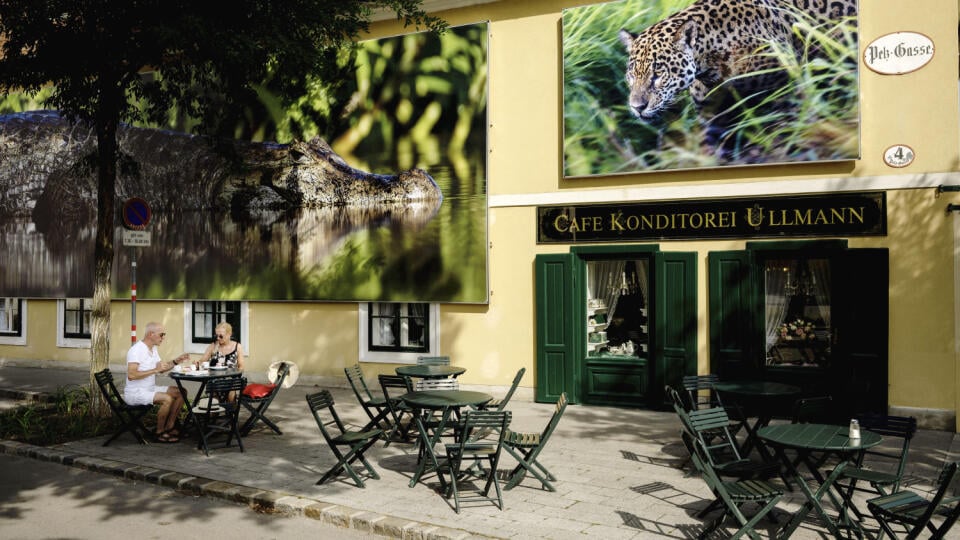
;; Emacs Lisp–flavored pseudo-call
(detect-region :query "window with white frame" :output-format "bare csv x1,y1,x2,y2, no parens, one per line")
183,301,249,355
57,298,92,348
0,298,26,345
359,302,440,363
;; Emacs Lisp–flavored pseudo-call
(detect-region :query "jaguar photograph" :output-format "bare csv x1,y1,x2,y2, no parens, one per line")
562,0,860,177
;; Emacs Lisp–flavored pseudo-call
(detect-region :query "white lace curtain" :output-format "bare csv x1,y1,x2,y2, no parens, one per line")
588,260,625,319
765,258,832,355
764,260,793,354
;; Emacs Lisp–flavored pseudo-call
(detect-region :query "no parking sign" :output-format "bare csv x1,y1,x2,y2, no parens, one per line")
122,197,151,230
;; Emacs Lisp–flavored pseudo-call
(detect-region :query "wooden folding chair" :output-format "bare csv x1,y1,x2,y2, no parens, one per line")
684,433,783,540
344,364,390,430
502,392,567,491
306,389,383,488
439,410,511,513
94,368,154,446
867,461,960,540
417,355,450,365
239,361,291,436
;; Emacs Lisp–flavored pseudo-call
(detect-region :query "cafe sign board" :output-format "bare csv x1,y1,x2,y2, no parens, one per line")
537,192,886,244
863,31,934,75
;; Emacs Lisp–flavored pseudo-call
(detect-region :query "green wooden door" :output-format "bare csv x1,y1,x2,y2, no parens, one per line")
653,251,698,408
832,248,889,416
534,253,580,403
708,251,759,380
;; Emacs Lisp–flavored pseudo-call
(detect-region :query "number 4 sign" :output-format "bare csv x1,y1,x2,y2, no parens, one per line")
883,144,915,168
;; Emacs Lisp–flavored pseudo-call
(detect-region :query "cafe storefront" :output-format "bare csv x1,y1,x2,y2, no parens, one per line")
534,192,889,418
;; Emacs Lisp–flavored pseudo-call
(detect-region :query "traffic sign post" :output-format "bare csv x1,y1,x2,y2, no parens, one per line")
122,198,152,344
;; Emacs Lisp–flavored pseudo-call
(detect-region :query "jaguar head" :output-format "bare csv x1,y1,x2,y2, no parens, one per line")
618,20,699,121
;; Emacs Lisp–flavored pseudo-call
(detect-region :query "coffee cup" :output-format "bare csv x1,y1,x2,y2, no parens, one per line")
201,361,210,370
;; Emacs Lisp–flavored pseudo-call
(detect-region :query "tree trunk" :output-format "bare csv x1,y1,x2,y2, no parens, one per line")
89,103,120,418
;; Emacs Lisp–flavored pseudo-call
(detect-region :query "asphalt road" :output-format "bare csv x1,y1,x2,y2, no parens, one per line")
0,453,384,540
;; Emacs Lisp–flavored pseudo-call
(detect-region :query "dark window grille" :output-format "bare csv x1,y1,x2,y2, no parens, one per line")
63,298,91,339
0,298,22,337
368,303,429,353
191,301,241,343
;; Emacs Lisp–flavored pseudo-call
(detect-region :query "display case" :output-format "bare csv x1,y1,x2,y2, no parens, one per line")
587,299,608,353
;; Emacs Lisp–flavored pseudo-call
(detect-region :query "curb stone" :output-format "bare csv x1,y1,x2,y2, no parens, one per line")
0,438,496,539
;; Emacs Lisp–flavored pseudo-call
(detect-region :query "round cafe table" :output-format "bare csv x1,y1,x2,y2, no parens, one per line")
395,364,465,379
759,423,882,538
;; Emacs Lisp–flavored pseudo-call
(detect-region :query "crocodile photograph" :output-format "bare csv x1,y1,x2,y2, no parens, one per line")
0,24,489,303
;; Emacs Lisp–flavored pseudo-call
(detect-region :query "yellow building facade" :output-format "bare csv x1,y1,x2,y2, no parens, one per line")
3,0,960,430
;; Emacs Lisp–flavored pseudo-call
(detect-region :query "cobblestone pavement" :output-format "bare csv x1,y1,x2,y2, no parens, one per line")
1,364,959,539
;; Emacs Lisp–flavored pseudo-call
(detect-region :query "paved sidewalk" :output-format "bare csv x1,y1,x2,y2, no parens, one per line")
1,364,959,539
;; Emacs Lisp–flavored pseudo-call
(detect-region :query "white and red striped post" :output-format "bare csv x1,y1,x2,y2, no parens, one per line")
131,255,137,344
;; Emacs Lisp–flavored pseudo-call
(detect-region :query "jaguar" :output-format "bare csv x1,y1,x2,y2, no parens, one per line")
619,0,857,126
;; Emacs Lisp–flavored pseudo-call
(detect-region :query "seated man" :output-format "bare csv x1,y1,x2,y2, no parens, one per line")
123,321,189,443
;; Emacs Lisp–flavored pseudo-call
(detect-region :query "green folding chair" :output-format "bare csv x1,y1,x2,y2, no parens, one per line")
677,405,780,516
502,392,567,491
683,432,783,540
833,414,918,522
344,364,390,431
306,389,383,488
439,410,511,513
94,368,154,446
476,367,525,412
867,461,960,540
378,374,416,445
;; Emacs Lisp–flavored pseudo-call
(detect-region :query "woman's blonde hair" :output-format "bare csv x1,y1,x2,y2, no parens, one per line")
216,322,233,338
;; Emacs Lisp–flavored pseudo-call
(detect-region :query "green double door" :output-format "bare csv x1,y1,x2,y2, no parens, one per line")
708,244,888,417
534,249,697,408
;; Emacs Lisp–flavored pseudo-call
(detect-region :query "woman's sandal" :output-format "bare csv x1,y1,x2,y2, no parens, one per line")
155,431,180,443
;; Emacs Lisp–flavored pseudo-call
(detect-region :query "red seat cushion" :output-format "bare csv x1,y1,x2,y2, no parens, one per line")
242,383,276,399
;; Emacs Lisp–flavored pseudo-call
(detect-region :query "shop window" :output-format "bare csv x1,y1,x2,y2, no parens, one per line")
57,298,92,348
359,303,440,363
183,301,248,354
586,259,650,358
0,298,25,345
764,257,832,368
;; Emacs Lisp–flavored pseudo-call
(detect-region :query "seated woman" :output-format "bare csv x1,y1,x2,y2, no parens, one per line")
199,322,245,402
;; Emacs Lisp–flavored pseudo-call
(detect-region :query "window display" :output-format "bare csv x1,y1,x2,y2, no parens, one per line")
764,258,832,368
586,259,649,357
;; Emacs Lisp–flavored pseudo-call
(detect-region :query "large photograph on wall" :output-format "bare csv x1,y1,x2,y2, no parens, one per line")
0,23,489,303
562,0,860,177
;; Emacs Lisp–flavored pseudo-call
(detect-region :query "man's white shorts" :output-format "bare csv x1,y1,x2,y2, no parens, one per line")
123,386,167,406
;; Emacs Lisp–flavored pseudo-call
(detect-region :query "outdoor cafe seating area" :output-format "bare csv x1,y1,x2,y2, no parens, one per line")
96,355,566,515
77,360,960,536
666,376,960,539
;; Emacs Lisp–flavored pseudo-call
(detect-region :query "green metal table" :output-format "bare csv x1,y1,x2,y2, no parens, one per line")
713,381,801,459
395,365,466,380
759,423,882,538
400,390,492,488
